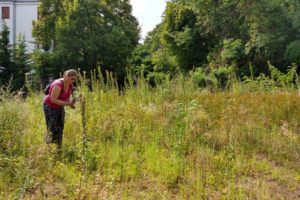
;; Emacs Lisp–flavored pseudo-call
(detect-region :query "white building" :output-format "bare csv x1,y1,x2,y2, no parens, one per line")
0,0,38,52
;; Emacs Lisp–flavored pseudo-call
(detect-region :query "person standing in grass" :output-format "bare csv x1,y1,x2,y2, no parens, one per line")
43,69,77,149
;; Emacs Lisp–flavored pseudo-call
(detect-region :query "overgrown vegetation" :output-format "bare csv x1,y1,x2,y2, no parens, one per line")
133,0,300,77
0,69,299,199
1,0,300,91
0,0,300,198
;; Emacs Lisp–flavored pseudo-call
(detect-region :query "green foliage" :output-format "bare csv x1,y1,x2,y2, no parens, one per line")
0,26,30,90
133,0,299,77
162,2,211,71
189,67,209,88
0,24,11,85
33,0,139,80
268,62,299,88
131,24,179,76
190,66,236,89
30,50,57,87
151,49,178,73
284,40,300,65
220,39,245,65
32,0,65,51
11,35,30,90
130,44,153,74
207,39,246,76
244,1,295,71
1,73,300,198
234,63,299,92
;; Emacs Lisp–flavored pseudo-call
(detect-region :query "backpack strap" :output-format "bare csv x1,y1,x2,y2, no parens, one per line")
60,80,64,94
49,79,64,96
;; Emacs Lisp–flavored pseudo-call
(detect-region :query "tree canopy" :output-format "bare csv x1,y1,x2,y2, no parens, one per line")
33,0,139,83
2,0,300,89
134,0,300,78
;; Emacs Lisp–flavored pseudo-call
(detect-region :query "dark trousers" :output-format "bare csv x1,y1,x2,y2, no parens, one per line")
43,103,65,146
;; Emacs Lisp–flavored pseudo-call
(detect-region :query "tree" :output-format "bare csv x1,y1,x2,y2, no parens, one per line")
131,23,180,77
32,0,64,51
30,50,58,87
284,40,300,66
11,35,29,89
33,0,140,82
31,0,66,84
242,0,296,72
162,2,212,71
158,0,300,76
0,24,11,85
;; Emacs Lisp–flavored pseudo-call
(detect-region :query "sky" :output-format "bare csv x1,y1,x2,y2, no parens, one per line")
130,0,167,40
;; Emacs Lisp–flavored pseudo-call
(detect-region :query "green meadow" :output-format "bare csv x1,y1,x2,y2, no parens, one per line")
0,73,299,200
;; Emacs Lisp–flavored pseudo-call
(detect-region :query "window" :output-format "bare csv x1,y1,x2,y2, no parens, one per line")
2,7,9,19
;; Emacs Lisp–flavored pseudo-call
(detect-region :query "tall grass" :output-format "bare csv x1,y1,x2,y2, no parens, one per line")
0,69,299,199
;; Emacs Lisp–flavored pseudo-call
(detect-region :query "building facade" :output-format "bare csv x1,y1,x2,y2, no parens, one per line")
0,0,38,51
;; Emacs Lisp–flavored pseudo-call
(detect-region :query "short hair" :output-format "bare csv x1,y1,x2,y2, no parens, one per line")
64,69,78,77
